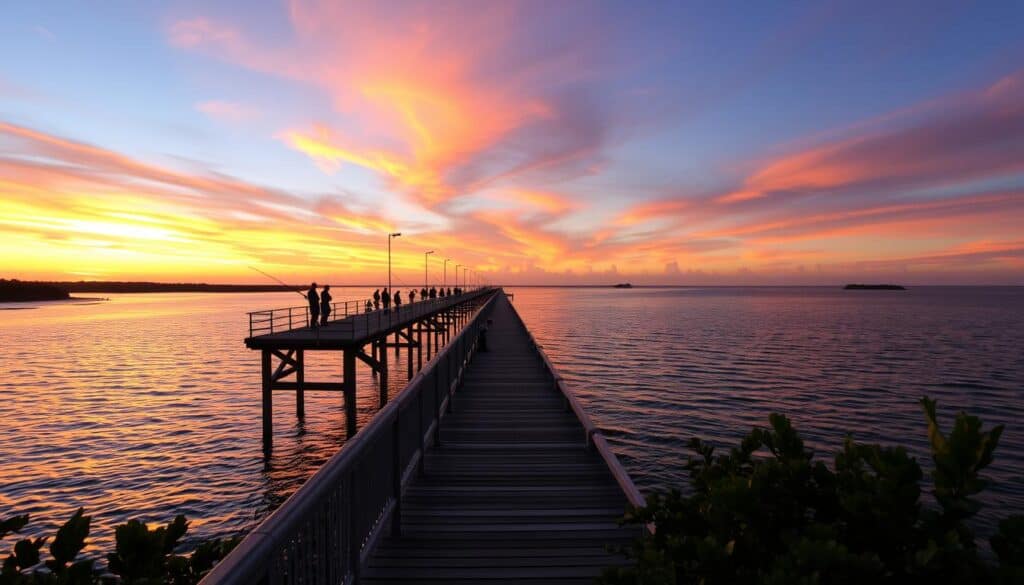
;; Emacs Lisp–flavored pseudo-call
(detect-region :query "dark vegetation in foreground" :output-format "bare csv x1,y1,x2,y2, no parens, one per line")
1,512,238,585
0,280,70,302
602,397,1024,585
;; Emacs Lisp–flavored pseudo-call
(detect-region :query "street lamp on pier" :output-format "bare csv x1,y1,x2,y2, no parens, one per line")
424,250,434,291
388,232,401,294
443,258,450,289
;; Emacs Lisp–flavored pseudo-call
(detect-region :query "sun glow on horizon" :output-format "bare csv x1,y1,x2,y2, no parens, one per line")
1,2,1023,285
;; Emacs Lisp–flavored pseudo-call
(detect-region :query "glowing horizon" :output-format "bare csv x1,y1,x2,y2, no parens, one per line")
2,1,1023,285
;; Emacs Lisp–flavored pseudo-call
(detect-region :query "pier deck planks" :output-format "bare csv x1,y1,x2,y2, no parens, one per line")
363,294,636,584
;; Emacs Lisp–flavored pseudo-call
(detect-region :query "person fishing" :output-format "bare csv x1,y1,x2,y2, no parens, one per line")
373,288,380,310
365,299,373,313
320,284,332,326
307,283,320,328
382,288,391,311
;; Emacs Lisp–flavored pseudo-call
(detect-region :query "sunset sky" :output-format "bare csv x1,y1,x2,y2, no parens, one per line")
2,1,1023,285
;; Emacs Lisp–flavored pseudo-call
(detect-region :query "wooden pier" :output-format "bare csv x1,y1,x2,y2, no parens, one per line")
203,289,644,585
363,292,640,584
245,289,495,447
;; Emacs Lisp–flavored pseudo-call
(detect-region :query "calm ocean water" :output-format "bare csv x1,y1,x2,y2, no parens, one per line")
1,286,1022,553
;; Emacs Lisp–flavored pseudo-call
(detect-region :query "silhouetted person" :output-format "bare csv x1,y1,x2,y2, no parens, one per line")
320,285,332,326
420,287,427,300
479,318,491,352
394,290,402,311
365,299,372,313
439,288,445,298
373,288,380,310
409,289,417,303
447,288,452,296
307,283,320,328
382,288,391,310
429,287,437,299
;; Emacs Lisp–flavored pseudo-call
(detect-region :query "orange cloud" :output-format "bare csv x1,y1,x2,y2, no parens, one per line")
712,70,1024,205
170,2,612,208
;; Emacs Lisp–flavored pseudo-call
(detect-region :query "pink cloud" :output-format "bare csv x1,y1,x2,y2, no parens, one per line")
169,2,617,208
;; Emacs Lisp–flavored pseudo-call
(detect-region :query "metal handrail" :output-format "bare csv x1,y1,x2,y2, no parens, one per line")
246,287,487,337
203,290,499,585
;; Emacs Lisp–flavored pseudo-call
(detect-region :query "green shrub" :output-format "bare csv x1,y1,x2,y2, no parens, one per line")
602,397,1024,585
1,510,239,585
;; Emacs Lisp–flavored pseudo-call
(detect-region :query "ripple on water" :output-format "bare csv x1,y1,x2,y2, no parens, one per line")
509,286,1024,537
1,287,1022,552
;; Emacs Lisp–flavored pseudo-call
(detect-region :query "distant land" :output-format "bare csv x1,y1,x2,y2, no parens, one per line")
38,281,299,294
0,279,71,302
843,284,907,290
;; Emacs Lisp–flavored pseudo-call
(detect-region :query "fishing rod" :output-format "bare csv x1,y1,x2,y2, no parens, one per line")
249,266,322,338
248,266,308,299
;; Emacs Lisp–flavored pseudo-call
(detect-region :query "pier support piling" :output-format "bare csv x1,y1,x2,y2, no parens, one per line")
406,325,414,379
261,350,272,450
343,350,357,438
296,349,305,418
380,337,389,404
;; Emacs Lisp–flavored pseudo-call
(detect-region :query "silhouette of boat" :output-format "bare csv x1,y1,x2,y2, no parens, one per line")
613,283,633,289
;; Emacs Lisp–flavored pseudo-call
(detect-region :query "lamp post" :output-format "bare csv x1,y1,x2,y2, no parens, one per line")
388,232,401,295
455,264,462,291
462,267,468,290
424,250,434,291
443,258,450,289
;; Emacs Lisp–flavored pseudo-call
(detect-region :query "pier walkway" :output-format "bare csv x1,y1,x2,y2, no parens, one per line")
203,290,643,585
363,293,639,584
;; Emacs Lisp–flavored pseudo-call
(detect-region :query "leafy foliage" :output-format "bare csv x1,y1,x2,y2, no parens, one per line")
602,397,1024,585
0,510,238,585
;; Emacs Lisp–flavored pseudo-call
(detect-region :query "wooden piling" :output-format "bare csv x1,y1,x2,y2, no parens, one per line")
343,350,357,438
296,349,305,418
261,349,272,450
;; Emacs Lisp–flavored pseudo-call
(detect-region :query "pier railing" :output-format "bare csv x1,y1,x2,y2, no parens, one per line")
202,290,498,585
247,288,485,337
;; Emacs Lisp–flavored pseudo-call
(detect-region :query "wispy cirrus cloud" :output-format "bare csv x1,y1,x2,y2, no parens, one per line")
168,1,624,208
615,71,1024,251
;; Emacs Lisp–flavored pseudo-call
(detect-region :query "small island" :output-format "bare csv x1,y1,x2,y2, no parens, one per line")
843,284,906,290
613,283,633,289
0,279,71,302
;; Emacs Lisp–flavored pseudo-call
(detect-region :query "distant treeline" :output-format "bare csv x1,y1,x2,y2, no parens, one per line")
0,279,71,302
38,281,298,294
